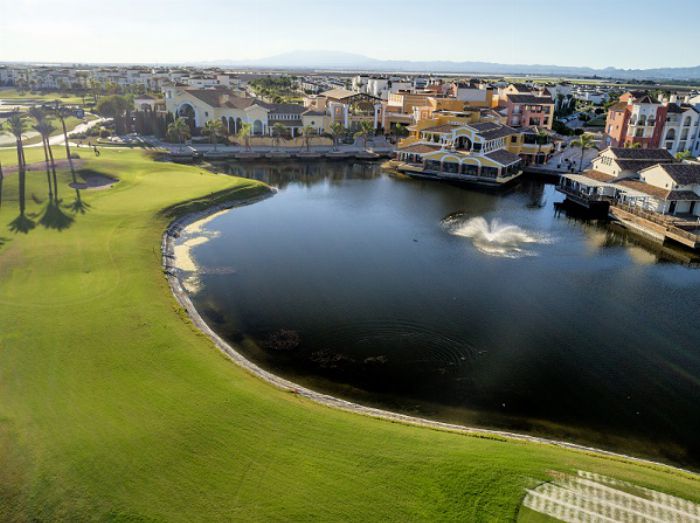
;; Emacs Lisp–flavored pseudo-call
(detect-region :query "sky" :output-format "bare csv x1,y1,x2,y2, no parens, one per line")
2,0,698,69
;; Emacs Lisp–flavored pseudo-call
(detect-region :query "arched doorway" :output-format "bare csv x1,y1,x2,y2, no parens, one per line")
228,117,236,134
236,118,243,134
253,120,263,136
177,103,196,128
455,136,472,151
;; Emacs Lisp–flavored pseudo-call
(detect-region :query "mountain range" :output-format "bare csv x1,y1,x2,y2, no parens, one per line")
202,50,700,81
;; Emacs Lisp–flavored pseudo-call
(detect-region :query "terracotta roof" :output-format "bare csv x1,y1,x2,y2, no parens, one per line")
398,143,441,154
617,180,669,199
585,170,615,182
608,102,628,112
320,88,360,100
607,147,674,161
485,149,521,166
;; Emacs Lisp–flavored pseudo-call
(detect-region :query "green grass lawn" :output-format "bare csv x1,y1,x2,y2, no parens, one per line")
0,149,698,521
0,114,97,148
0,88,86,105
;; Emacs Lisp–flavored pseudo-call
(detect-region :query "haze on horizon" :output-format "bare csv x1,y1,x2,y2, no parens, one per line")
3,0,698,70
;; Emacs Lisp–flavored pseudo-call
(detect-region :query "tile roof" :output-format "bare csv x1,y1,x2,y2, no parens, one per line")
666,190,700,201
267,103,306,114
617,180,669,199
507,94,554,105
608,101,628,112
320,88,360,100
398,143,442,154
472,123,518,140
584,170,616,182
655,163,700,185
485,149,521,166
607,147,674,161
421,124,457,134
615,159,668,172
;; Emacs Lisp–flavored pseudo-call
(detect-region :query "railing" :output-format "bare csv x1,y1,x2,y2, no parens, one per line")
558,185,612,202
612,202,700,243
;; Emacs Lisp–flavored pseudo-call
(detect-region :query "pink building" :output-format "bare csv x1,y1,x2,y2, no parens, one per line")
501,93,554,129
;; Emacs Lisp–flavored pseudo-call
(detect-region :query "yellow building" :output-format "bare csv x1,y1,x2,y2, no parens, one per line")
395,111,555,187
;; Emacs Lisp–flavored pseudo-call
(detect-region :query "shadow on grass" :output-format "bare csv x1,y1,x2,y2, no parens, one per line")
68,189,91,214
39,200,74,231
9,214,36,234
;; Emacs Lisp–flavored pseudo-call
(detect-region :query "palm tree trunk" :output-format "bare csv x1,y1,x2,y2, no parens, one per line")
579,147,585,172
59,115,78,185
41,135,54,201
16,138,26,216
47,143,59,201
0,161,4,210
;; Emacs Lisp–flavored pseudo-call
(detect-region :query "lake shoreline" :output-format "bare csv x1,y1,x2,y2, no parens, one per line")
162,190,699,479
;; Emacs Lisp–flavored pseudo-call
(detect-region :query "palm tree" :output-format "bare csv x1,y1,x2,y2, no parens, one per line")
271,123,288,150
52,101,78,189
0,161,4,211
534,129,549,165
301,125,315,152
33,120,56,201
167,117,191,151
624,142,642,149
354,120,374,151
5,113,36,232
329,122,345,151
570,133,598,172
203,119,225,151
675,150,694,161
237,122,252,151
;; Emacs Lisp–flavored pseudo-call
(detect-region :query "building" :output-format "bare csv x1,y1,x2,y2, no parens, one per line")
500,90,555,129
309,88,381,130
605,91,700,155
393,109,554,187
164,86,327,136
558,147,700,249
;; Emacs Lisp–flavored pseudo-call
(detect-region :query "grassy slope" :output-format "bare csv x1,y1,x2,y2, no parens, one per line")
0,88,86,105
0,150,698,521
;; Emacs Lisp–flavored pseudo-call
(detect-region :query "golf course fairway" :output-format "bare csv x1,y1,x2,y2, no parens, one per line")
0,148,698,521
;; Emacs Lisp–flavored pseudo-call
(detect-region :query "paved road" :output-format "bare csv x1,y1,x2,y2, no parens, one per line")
0,117,108,148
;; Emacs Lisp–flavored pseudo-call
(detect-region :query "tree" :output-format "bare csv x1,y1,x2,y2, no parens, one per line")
237,122,252,151
625,142,642,149
354,120,374,151
167,117,191,150
570,133,598,172
329,122,345,151
271,123,288,149
51,101,78,191
203,119,225,151
675,150,694,161
301,125,315,152
534,129,549,165
393,123,408,143
5,113,31,228
33,120,57,201
96,94,132,134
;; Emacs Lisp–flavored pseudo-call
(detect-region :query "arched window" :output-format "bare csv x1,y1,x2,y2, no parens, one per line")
665,128,676,141
683,116,692,127
637,114,646,126
253,120,263,136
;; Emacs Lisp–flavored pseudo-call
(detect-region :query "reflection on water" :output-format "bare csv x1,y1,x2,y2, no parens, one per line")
179,161,700,468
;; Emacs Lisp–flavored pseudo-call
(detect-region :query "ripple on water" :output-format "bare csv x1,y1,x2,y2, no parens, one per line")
442,213,554,258
312,318,477,374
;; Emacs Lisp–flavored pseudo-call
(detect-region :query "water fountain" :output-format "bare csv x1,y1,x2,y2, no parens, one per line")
443,215,552,258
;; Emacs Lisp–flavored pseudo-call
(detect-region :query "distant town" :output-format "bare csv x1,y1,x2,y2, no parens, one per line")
2,62,699,250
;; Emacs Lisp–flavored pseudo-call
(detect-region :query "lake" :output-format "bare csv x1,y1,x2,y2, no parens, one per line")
175,160,700,468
